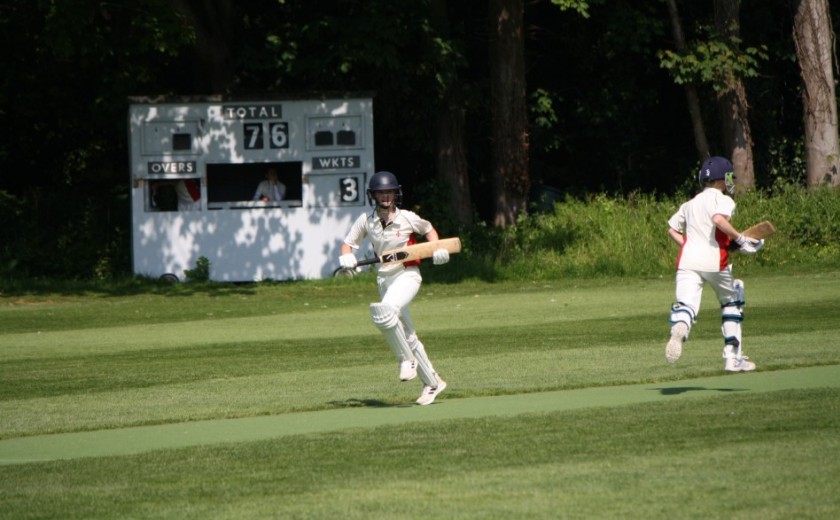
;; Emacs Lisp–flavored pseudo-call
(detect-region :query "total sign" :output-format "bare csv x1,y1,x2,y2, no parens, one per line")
128,96,375,282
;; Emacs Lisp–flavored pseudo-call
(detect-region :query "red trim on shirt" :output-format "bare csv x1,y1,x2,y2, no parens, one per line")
716,228,730,270
675,241,685,270
403,233,421,267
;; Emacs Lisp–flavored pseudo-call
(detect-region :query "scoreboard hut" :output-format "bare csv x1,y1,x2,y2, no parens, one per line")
128,96,374,282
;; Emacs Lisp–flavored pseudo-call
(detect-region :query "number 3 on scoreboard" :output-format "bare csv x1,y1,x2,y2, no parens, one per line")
339,176,362,204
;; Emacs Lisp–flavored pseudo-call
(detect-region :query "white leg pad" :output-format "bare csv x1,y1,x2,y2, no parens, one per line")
721,306,744,357
721,279,745,357
734,279,745,303
408,334,437,386
370,303,414,362
669,302,695,338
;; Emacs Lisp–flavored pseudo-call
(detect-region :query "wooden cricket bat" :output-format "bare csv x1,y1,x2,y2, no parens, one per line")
741,220,776,240
357,237,462,267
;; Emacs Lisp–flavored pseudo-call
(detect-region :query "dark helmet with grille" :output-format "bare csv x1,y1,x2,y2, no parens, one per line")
367,171,402,207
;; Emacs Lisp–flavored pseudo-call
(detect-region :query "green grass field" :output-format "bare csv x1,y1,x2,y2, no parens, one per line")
1,271,839,518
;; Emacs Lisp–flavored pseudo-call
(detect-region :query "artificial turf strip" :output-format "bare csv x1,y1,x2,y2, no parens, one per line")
1,364,837,465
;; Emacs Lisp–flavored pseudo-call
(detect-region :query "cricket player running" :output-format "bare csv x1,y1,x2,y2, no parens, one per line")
339,171,450,405
665,156,764,372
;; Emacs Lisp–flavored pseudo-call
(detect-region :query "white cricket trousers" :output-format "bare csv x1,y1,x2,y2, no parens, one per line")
377,266,439,385
377,266,422,337
674,265,738,324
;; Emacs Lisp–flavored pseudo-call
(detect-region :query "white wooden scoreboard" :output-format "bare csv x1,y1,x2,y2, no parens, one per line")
128,96,374,281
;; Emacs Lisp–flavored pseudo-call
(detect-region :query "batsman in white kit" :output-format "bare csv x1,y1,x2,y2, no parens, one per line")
665,156,764,372
339,171,450,405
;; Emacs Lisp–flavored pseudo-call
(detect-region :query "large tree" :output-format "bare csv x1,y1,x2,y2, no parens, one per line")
665,0,711,163
793,0,840,187
659,1,761,188
714,0,755,189
488,0,529,227
431,0,473,228
171,0,235,93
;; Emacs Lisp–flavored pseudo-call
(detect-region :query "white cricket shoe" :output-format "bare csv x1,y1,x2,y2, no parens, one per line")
665,322,689,363
725,356,756,372
416,376,447,406
399,359,417,381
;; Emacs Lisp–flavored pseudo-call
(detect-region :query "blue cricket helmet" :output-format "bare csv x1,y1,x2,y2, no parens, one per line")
698,156,734,183
367,171,403,206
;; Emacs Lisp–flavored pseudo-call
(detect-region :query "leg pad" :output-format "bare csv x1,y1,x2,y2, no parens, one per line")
370,303,400,330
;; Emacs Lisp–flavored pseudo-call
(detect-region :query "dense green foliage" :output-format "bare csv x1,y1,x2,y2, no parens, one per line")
423,186,840,283
0,1,838,281
1,185,838,287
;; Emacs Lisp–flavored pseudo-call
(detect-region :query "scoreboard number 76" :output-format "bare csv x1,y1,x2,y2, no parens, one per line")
243,122,289,150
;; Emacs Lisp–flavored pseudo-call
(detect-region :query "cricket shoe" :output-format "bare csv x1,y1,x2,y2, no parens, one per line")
725,356,756,372
399,359,417,381
665,322,689,363
416,376,447,406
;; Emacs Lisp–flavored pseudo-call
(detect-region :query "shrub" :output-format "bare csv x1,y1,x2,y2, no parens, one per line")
184,256,211,282
425,186,840,283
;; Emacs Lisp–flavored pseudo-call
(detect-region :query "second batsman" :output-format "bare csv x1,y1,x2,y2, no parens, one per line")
665,156,765,372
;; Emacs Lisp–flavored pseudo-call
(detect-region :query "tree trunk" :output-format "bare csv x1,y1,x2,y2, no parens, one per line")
430,0,473,227
714,0,755,190
172,0,235,93
489,0,530,228
436,105,473,227
793,0,840,187
665,0,710,163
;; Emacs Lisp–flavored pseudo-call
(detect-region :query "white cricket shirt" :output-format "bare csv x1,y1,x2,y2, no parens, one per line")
668,187,736,272
344,208,434,274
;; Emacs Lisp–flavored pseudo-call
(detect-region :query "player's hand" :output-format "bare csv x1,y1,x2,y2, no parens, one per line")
735,235,762,254
339,253,358,269
432,248,450,265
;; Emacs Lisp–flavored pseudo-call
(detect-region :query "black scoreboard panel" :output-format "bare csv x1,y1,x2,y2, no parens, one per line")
206,162,303,204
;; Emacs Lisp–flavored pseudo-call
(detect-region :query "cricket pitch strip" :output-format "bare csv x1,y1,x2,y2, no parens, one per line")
1,364,838,465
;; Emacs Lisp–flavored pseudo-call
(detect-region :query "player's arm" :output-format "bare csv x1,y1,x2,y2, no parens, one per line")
339,241,358,268
423,227,450,265
424,228,440,242
712,214,740,241
667,227,684,246
666,207,686,246
713,213,762,253
339,215,368,267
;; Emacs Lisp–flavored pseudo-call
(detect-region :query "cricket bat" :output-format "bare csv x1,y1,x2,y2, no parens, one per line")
357,237,462,267
741,220,776,240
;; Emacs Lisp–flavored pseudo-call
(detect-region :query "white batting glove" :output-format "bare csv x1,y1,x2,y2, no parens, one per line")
734,235,762,254
432,248,450,265
339,253,358,269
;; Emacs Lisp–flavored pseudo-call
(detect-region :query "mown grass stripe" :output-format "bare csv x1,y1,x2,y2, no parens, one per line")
1,364,837,466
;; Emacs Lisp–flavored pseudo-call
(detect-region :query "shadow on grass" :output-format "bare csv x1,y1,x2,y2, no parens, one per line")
327,398,412,408
655,386,747,396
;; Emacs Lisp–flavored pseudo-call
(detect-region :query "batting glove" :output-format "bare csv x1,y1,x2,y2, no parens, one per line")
735,235,763,254
432,248,450,265
339,253,358,269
